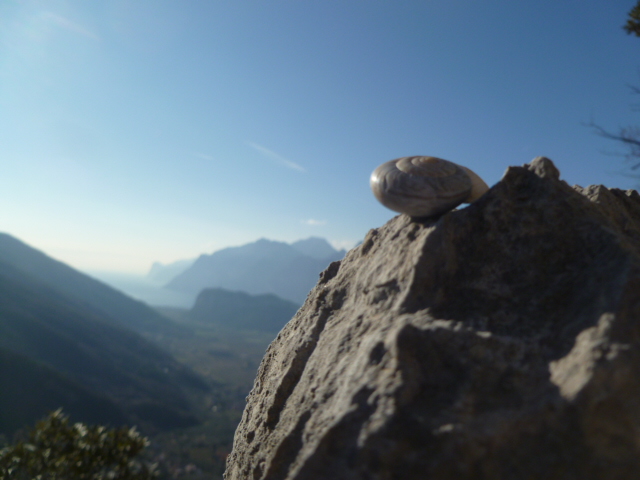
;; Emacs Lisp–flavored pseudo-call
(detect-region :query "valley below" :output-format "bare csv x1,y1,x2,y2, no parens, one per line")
143,310,278,479
0,233,339,479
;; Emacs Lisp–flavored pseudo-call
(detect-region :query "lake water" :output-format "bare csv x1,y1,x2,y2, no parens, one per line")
86,271,196,309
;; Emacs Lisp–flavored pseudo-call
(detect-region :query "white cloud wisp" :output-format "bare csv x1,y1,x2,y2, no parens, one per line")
43,12,99,41
248,142,305,172
302,219,327,226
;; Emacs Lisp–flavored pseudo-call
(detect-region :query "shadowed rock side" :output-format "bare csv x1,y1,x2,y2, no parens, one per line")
224,157,640,480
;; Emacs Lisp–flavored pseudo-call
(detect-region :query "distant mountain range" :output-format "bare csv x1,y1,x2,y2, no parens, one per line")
165,237,345,304
189,288,299,333
147,258,196,284
0,233,209,435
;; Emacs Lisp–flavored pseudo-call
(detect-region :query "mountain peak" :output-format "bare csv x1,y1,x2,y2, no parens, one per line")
290,237,342,260
166,236,346,303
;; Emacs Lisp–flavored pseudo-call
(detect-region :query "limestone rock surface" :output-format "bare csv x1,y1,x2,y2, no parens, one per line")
224,158,640,480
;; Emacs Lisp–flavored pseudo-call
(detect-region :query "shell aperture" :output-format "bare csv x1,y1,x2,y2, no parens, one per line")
370,156,489,217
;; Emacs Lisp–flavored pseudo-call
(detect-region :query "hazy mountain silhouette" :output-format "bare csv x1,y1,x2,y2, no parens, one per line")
166,237,345,303
190,288,299,333
290,237,342,259
147,258,196,284
0,233,185,336
0,259,208,434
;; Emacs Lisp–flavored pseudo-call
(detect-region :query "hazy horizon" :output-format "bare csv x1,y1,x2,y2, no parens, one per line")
84,234,347,308
2,1,639,273
84,234,352,276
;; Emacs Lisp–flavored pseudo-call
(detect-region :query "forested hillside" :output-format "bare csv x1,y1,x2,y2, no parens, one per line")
0,258,209,435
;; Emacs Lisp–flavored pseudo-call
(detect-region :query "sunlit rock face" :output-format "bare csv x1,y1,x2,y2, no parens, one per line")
224,157,640,480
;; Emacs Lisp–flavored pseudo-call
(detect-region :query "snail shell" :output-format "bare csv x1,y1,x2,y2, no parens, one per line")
370,156,489,217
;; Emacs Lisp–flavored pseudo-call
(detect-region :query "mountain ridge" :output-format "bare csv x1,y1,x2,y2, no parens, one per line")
189,288,299,332
0,347,129,435
147,258,196,284
0,235,210,435
166,237,345,304
0,233,184,336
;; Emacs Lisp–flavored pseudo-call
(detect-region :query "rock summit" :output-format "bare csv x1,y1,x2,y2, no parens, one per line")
225,158,640,480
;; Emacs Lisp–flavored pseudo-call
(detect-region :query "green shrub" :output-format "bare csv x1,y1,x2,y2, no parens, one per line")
0,410,156,479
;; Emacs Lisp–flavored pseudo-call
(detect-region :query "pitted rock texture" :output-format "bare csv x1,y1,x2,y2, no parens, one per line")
224,157,640,480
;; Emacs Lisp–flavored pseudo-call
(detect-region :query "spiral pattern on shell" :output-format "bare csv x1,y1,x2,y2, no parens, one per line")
370,156,489,217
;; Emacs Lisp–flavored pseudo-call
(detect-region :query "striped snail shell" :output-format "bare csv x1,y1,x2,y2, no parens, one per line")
370,156,489,217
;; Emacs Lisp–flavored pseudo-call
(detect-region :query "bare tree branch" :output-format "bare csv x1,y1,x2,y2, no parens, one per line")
585,120,640,170
585,3,640,175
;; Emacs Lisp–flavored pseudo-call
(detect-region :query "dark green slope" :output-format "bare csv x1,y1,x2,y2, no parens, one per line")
0,348,128,435
0,260,209,434
0,233,183,336
190,288,299,332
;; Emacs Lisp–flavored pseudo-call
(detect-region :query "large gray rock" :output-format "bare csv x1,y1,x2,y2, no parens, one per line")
224,158,640,480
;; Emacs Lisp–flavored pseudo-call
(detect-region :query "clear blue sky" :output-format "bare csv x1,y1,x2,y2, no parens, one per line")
1,0,639,273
